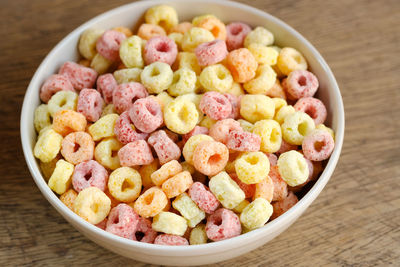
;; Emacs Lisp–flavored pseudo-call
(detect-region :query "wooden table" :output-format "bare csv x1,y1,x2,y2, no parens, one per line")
1,0,399,265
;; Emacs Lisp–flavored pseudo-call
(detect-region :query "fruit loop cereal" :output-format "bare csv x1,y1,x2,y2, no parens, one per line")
34,5,335,245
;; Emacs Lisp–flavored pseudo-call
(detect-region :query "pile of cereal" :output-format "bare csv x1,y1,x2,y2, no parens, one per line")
33,5,335,246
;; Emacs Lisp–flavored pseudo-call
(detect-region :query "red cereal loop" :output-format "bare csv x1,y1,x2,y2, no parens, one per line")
227,130,261,152
40,74,75,103
192,140,229,176
72,160,109,192
77,88,104,122
229,173,255,198
271,191,298,220
131,217,157,243
112,82,149,114
154,234,189,246
96,30,127,61
205,208,241,241
200,92,232,120
294,97,327,125
195,40,228,67
59,61,98,91
286,70,319,99
61,131,94,165
118,140,154,167
223,93,240,119
188,182,220,213
182,126,209,143
265,153,278,166
105,204,139,239
226,22,252,51
95,218,108,230
114,111,148,144
128,97,163,133
302,129,334,161
269,166,288,201
276,140,298,156
144,36,178,66
148,130,181,165
209,119,242,144
97,73,118,104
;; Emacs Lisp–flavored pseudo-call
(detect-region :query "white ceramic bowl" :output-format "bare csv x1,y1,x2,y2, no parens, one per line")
20,0,344,265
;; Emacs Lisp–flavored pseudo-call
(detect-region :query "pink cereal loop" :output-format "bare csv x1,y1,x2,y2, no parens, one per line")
97,73,118,104
223,93,240,119
195,40,228,67
269,166,288,202
205,208,241,241
40,74,75,103
182,126,209,143
294,97,327,125
227,130,261,152
59,61,98,91
131,217,157,243
61,131,94,165
188,182,220,213
302,129,334,161
154,234,189,246
144,36,178,66
286,70,319,99
106,204,139,239
114,111,148,144
128,97,163,133
200,91,232,120
72,160,108,192
148,130,181,165
226,22,252,51
209,119,242,145
112,82,149,114
96,30,127,61
77,88,104,122
118,140,154,167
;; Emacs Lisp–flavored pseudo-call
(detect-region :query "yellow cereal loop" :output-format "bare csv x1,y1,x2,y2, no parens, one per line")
40,156,59,181
108,167,142,202
168,67,197,96
233,199,250,213
240,198,273,230
182,27,214,52
151,160,182,186
282,111,315,145
155,91,174,111
176,52,201,75
237,119,253,132
192,14,215,26
228,82,245,96
152,211,188,236
189,224,207,245
47,91,78,116
164,97,199,134
277,150,309,186
199,115,217,129
141,62,173,94
94,137,123,170
172,193,205,227
199,64,233,93
48,159,74,195
272,97,287,113
78,28,104,60
139,159,159,189
145,5,178,32
274,105,296,125
74,187,111,224
243,64,277,95
113,68,142,84
316,124,335,140
240,94,275,123
90,53,113,75
277,47,308,76
235,152,270,184
101,104,117,117
244,26,274,47
168,32,183,50
247,43,279,65
253,119,282,153
183,134,214,165
270,46,282,53
119,36,144,68
34,128,63,163
34,104,51,133
88,114,119,141
176,93,204,123
209,171,245,209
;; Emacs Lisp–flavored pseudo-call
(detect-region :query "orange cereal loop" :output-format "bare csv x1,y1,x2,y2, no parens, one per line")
170,22,192,34
53,110,87,136
79,59,91,67
60,189,78,210
253,176,274,202
226,48,258,83
267,79,287,99
133,187,168,218
112,26,133,37
137,24,166,40
197,17,227,40
61,131,94,165
192,140,229,176
161,171,193,198
151,160,182,186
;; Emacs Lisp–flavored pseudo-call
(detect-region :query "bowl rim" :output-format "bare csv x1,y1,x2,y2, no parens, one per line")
20,0,344,254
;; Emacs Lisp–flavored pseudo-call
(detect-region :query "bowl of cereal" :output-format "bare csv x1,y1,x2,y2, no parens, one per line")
20,0,344,265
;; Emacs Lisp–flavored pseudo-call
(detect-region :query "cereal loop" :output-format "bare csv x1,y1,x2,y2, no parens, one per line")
96,30,126,61
118,140,154,167
200,91,232,120
226,48,258,83
144,36,178,66
134,187,168,218
302,129,335,161
72,160,108,192
205,208,241,241
226,22,252,51
105,203,139,239
129,97,163,133
61,131,94,165
40,74,75,103
294,97,327,125
112,82,149,114
114,111,148,144
74,187,111,224
108,167,142,202
59,61,97,91
77,89,104,122
192,141,229,176
162,171,193,198
97,73,117,104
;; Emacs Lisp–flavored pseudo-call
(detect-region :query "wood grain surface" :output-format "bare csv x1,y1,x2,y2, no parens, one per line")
0,0,399,266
